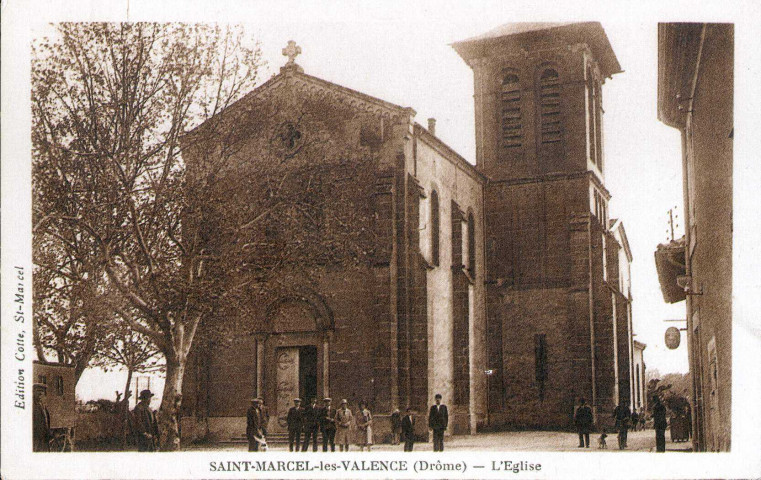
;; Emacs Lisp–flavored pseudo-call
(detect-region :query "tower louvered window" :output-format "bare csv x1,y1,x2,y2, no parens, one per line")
501,73,522,150
539,68,562,144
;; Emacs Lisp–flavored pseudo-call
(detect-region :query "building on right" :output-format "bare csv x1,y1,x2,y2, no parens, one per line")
656,23,733,452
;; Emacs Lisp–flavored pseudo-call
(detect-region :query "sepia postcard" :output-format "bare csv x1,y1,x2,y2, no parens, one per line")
2,0,760,478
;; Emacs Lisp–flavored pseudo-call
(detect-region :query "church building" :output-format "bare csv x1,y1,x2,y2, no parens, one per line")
180,22,637,442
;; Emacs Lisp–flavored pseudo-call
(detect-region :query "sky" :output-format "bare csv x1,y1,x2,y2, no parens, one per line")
74,14,694,405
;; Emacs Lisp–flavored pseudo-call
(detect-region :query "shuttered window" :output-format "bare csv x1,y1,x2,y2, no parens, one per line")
501,73,522,150
539,68,561,144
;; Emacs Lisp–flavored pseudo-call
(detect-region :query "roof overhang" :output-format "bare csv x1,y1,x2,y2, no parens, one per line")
654,237,686,303
657,23,705,129
453,22,622,78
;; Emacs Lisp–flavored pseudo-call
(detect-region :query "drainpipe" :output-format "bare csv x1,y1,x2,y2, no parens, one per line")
682,23,706,452
588,219,597,422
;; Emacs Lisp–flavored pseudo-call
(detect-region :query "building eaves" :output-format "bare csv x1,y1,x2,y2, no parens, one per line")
414,123,486,184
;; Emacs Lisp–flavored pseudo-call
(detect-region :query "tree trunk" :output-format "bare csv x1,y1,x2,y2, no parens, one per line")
157,357,185,451
121,368,134,449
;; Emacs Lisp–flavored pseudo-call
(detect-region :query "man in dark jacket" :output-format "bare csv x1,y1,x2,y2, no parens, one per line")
132,389,159,451
246,398,263,452
574,397,593,448
33,383,51,452
612,400,632,450
301,398,320,452
653,396,668,452
401,407,416,452
286,398,303,452
319,397,337,452
428,394,448,452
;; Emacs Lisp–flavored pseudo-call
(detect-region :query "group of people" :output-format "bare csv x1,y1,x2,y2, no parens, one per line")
573,396,671,452
247,393,450,453
267,397,375,452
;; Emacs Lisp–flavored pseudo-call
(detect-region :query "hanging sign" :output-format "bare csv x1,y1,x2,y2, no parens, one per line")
665,326,681,349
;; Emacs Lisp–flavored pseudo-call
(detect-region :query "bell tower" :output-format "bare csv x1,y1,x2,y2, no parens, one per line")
454,23,626,429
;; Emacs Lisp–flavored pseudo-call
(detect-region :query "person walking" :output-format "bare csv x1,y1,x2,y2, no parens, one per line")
33,383,51,452
301,398,320,452
335,399,354,451
653,396,668,452
428,394,448,452
319,397,337,452
631,408,640,432
401,407,416,452
133,389,159,452
390,408,401,445
574,397,593,448
356,401,373,451
246,398,264,452
612,400,632,450
286,398,303,452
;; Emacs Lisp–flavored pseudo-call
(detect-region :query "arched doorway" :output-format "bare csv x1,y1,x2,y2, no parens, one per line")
261,293,333,433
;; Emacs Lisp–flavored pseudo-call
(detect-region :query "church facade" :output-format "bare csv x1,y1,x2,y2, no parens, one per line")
180,22,637,442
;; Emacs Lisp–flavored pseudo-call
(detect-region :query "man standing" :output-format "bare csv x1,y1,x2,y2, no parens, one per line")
301,398,319,452
612,400,632,450
401,407,416,452
246,398,263,452
132,389,159,452
286,398,303,452
319,397,337,452
428,394,448,452
335,399,353,452
33,383,51,452
258,398,270,437
653,396,668,452
390,408,401,445
574,397,593,448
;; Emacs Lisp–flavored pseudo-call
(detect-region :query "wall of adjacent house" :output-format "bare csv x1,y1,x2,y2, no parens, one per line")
686,23,733,452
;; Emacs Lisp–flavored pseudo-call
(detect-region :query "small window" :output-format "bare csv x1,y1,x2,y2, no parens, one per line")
501,71,522,150
431,190,440,266
56,375,64,396
467,212,476,276
535,334,548,401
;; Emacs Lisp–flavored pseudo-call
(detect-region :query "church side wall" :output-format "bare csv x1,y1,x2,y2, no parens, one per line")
414,137,485,434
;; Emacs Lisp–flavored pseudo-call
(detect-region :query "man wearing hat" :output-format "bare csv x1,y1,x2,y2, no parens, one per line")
428,393,448,452
258,397,270,437
33,383,51,452
246,398,264,452
335,399,353,452
319,397,337,452
301,398,320,452
132,389,159,451
401,407,416,452
286,398,303,452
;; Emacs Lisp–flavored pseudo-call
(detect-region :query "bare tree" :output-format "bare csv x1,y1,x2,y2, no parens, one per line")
33,23,381,452
32,23,262,450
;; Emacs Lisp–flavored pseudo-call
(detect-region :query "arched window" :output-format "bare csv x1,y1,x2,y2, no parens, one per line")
501,71,522,150
539,68,562,145
431,190,440,266
467,212,476,276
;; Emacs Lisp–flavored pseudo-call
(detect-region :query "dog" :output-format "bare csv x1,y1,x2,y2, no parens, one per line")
598,431,608,449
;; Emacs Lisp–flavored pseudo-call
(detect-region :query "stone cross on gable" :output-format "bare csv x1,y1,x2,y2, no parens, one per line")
282,40,301,66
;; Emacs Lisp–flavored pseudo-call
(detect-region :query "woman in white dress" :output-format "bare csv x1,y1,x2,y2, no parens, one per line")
356,401,373,451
